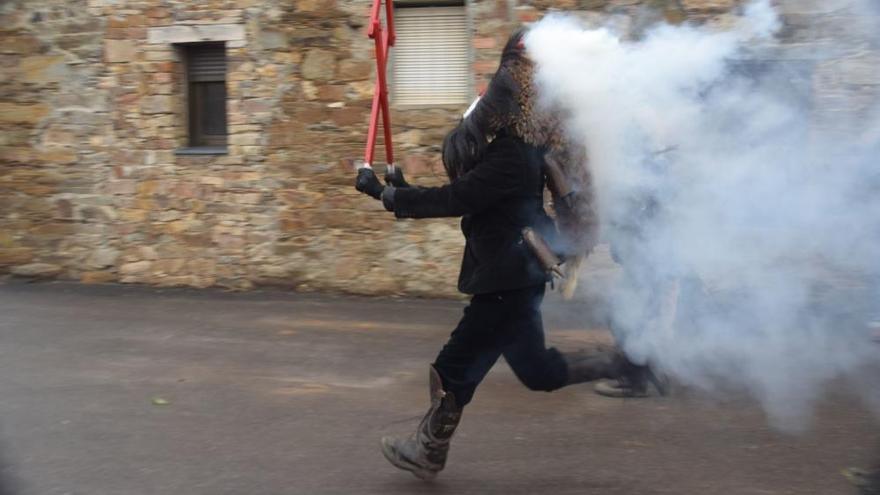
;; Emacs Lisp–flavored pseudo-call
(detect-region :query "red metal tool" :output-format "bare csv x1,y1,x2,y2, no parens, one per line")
363,0,396,171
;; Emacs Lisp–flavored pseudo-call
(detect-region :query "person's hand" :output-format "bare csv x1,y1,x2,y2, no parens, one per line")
355,167,385,200
384,166,410,188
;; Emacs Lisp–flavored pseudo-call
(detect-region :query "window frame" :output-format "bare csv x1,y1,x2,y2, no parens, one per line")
390,1,473,108
176,42,229,155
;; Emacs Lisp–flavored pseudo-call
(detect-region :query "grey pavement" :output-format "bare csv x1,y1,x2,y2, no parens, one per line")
0,281,877,495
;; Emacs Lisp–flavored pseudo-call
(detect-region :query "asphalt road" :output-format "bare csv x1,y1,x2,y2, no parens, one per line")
0,281,876,495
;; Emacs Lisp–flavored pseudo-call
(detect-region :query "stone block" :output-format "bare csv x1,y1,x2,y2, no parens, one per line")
36,148,78,165
0,248,34,265
776,0,839,15
229,133,262,146
120,260,152,275
108,15,146,29
105,40,136,63
55,198,74,219
145,7,170,19
20,55,70,84
141,95,173,114
42,129,77,147
242,99,273,113
153,258,186,274
515,7,540,23
472,36,496,49
108,180,137,195
151,72,173,84
188,258,217,277
834,54,880,86
179,232,212,248
336,59,372,81
11,263,62,278
59,34,104,59
87,248,120,268
473,59,499,75
0,102,49,124
277,189,322,208
259,30,288,50
139,246,158,261
147,24,245,44
301,49,337,81
78,205,118,222
347,80,374,100
145,50,175,61
0,32,43,55
0,128,30,147
231,192,261,204
401,153,440,175
30,223,75,239
680,0,735,12
214,233,246,250
151,83,174,95
316,85,346,101
199,176,225,187
80,271,117,284
294,0,335,13
256,63,279,78
396,129,424,148
158,210,182,222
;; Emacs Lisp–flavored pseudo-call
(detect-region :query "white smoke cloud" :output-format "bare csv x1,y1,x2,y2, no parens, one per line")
526,0,880,429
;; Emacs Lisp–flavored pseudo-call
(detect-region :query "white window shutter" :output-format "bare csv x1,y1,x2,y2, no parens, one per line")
392,6,471,106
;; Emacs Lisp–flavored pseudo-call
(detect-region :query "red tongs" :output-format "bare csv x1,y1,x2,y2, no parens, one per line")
363,0,396,173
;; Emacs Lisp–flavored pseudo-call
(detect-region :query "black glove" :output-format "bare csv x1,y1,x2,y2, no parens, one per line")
355,167,385,200
384,166,410,188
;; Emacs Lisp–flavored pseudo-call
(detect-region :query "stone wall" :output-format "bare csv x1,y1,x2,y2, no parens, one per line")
0,0,876,297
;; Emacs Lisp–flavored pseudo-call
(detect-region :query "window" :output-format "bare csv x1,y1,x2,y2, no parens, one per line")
392,2,470,106
183,43,227,151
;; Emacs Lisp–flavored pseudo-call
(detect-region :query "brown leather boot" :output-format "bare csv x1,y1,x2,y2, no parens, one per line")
381,366,462,480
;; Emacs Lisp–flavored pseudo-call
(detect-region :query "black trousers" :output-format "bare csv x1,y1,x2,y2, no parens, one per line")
433,284,569,407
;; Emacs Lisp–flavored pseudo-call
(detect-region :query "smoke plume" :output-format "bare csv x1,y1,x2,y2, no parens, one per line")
526,0,880,429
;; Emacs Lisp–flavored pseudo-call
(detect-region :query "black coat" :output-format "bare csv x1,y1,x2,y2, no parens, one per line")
391,134,556,294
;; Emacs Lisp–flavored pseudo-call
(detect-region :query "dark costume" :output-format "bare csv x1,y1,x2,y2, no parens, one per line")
394,134,553,296
390,133,575,406
355,30,649,480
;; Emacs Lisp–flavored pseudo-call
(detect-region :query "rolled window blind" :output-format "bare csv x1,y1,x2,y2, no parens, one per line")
392,6,470,106
187,43,226,83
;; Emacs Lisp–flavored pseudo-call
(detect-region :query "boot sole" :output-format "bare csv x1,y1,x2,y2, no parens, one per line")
594,371,670,398
594,380,650,398
380,437,439,481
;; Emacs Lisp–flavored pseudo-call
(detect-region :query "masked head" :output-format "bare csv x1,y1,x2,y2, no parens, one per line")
441,28,598,260
441,28,564,180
